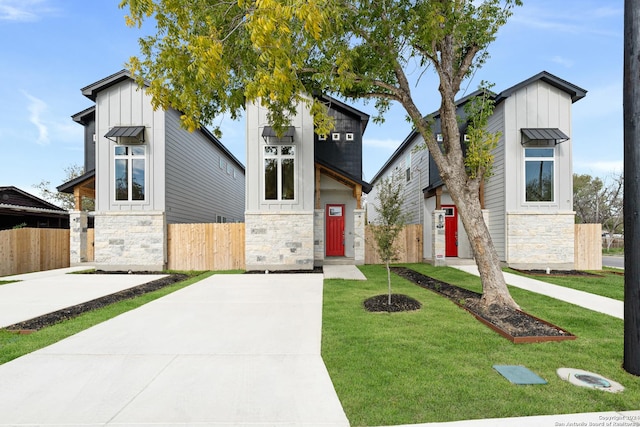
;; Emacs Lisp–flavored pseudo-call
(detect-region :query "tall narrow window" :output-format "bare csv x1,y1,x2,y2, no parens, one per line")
524,147,554,202
114,145,146,201
264,145,295,200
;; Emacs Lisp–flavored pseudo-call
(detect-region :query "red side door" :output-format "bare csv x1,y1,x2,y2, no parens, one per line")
326,204,345,256
442,205,458,257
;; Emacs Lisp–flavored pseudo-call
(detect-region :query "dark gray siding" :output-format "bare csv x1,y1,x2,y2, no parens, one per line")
484,104,506,260
165,109,245,224
84,119,95,172
314,107,363,179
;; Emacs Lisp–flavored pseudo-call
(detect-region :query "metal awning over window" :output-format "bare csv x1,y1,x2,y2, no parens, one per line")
105,126,145,144
521,128,569,145
262,126,295,143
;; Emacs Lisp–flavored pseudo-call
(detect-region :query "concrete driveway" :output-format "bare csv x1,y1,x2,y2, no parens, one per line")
0,273,349,426
0,266,167,328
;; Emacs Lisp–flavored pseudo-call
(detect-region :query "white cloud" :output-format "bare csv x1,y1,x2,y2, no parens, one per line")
550,55,574,68
511,4,621,38
23,92,49,145
363,138,401,150
0,0,55,22
575,159,623,176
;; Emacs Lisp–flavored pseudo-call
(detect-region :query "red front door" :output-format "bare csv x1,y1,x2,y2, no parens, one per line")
326,204,345,256
442,205,458,257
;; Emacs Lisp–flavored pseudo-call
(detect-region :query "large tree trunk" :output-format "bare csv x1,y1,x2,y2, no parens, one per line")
453,183,520,309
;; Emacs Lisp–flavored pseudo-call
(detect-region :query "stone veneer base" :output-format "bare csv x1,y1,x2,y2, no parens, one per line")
93,211,166,272
506,211,575,271
245,211,315,271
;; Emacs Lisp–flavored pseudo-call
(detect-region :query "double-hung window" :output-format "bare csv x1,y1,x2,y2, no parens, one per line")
524,147,554,202
114,145,146,201
264,145,295,200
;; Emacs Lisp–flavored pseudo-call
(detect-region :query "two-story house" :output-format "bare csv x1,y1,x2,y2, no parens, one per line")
368,71,587,270
244,96,372,271
58,70,245,271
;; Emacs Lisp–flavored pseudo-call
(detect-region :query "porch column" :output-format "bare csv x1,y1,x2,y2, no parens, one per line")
432,209,446,266
69,210,88,265
353,209,365,265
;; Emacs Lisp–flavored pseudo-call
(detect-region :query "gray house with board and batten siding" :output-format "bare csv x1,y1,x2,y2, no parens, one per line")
368,71,587,270
244,96,372,271
59,70,245,271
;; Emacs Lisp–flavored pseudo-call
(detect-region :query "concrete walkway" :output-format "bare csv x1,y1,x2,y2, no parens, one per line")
0,272,349,426
451,264,623,319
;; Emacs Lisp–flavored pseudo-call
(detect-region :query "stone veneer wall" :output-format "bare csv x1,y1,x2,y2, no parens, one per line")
353,209,365,265
506,212,575,270
94,211,166,271
314,210,325,266
245,211,314,271
69,210,88,265
432,210,446,266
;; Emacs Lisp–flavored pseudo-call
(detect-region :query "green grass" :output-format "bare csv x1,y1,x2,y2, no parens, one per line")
0,280,19,286
321,264,640,426
0,270,238,365
603,247,624,256
504,268,624,301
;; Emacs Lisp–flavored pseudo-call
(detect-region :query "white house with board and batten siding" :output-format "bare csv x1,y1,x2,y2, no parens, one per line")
244,96,372,271
59,70,245,271
368,71,587,270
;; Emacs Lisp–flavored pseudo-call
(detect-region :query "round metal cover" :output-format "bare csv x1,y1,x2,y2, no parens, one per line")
557,368,624,393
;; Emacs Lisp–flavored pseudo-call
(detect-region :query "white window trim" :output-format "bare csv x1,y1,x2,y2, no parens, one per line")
523,147,556,203
262,143,297,202
113,144,147,203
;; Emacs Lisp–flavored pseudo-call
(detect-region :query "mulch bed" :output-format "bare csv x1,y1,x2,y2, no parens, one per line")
364,294,422,312
390,266,575,343
4,272,187,333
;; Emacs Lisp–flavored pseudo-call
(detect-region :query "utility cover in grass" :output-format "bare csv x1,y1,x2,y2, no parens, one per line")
493,365,547,385
557,368,624,393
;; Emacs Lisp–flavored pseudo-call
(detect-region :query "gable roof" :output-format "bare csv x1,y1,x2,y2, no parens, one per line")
370,71,587,184
0,186,67,213
315,158,373,193
81,69,138,101
494,71,587,104
318,94,370,133
75,70,245,173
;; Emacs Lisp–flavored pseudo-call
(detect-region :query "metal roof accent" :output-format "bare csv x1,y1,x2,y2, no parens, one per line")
521,128,569,145
104,126,145,143
262,126,295,139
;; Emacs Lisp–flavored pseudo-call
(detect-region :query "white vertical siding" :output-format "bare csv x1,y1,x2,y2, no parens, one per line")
368,133,429,226
164,109,245,224
245,100,314,213
94,79,165,213
503,80,574,213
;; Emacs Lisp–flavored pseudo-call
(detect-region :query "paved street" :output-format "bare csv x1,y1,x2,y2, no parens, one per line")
603,255,624,269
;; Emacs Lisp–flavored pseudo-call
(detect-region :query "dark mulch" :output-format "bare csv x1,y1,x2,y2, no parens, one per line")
4,272,187,333
364,294,422,312
391,266,573,339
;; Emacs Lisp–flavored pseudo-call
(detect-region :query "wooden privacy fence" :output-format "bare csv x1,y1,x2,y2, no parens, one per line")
365,224,423,264
574,223,602,270
167,223,245,271
0,228,70,277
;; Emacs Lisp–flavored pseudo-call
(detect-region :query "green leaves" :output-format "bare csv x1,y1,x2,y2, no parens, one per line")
373,174,407,264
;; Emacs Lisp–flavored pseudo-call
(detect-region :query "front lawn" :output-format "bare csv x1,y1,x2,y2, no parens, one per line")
321,264,640,426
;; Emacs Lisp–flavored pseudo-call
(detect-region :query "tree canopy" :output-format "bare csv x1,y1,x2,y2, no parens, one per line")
121,0,522,309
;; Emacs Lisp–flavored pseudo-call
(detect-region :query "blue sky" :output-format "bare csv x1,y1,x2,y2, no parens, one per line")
0,0,623,201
